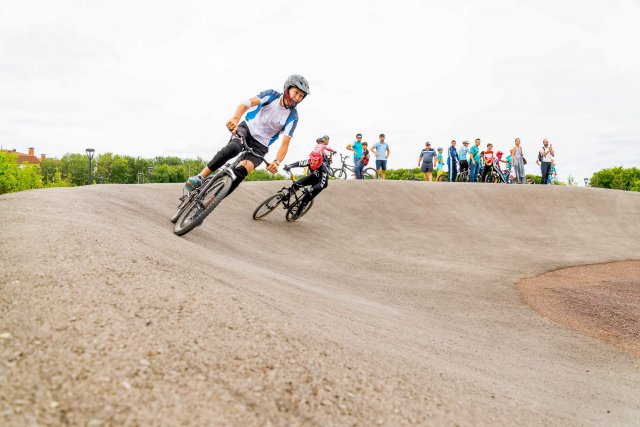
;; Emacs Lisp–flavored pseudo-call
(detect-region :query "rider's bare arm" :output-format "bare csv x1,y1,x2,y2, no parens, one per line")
226,97,260,132
267,135,292,174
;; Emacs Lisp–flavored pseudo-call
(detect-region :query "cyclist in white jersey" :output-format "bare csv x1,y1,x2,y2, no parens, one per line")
185,74,310,195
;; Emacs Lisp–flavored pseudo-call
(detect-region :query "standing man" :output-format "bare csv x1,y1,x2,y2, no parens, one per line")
469,138,481,182
539,139,555,185
372,133,390,179
346,133,363,179
447,140,459,182
458,141,470,178
418,142,437,181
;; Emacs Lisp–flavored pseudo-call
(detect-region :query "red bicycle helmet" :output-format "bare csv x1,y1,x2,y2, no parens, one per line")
309,150,323,171
496,151,504,159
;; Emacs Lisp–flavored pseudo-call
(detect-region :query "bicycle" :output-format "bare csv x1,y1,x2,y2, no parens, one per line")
171,134,267,236
456,168,469,182
252,171,314,222
331,153,378,180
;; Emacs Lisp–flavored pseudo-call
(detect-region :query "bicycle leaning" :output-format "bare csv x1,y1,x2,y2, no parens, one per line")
252,170,314,222
171,133,266,236
330,153,378,180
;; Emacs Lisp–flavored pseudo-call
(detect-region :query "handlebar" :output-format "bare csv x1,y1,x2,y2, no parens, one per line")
232,132,271,168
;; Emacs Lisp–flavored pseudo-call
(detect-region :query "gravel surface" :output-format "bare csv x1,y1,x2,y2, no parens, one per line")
518,261,640,358
2,182,640,425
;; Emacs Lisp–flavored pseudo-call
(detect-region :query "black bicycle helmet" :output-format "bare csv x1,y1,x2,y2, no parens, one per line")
283,74,310,109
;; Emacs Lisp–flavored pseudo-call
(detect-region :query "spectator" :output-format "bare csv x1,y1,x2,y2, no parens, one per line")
372,133,390,179
355,142,370,180
469,138,481,182
510,138,526,184
346,133,363,179
418,142,437,182
458,141,470,177
447,140,459,182
436,147,445,180
482,143,495,182
539,139,555,185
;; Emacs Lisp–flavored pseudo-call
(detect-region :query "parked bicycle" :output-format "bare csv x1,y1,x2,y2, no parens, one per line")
331,153,378,180
252,171,314,221
171,134,266,236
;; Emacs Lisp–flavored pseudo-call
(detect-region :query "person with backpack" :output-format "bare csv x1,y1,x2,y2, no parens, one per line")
283,143,334,219
355,142,370,180
539,139,555,185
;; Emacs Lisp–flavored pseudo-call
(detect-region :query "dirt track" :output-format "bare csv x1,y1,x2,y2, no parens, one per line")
1,181,640,426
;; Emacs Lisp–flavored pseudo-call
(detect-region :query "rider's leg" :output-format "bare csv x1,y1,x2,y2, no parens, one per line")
225,160,255,197
185,135,243,190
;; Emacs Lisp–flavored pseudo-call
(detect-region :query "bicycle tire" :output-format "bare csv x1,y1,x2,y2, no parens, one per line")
170,192,195,223
173,175,232,236
286,198,314,222
362,168,378,179
252,194,282,220
333,168,346,180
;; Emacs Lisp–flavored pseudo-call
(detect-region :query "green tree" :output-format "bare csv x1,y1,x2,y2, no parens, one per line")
40,158,63,185
590,167,640,191
0,152,43,194
0,151,20,194
60,153,90,186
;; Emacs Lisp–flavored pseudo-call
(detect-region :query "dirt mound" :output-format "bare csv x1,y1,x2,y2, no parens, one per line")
2,182,640,425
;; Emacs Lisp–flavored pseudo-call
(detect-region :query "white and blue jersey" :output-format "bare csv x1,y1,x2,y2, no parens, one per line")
245,89,298,147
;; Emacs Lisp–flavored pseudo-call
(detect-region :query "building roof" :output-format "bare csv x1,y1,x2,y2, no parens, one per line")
1,150,42,165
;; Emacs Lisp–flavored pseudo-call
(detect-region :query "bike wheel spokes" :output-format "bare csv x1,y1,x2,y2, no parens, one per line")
253,194,282,220
173,176,231,236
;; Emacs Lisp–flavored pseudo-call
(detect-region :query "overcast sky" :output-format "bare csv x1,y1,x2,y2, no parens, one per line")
1,0,639,182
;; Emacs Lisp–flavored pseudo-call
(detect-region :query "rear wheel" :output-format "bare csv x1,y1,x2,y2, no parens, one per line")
362,168,378,179
253,193,282,220
173,175,231,236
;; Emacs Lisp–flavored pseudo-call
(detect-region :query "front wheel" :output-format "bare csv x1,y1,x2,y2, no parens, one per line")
253,193,282,220
332,168,346,180
173,175,232,236
286,198,314,222
171,192,195,223
362,168,378,179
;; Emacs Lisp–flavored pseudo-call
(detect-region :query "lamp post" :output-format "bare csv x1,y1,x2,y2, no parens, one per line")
85,148,95,185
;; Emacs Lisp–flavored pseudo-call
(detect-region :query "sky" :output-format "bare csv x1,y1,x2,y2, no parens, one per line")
1,0,639,183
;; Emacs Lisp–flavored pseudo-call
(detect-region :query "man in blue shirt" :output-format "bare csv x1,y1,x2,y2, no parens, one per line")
346,133,363,178
447,140,459,182
418,142,437,181
372,133,390,179
469,138,481,182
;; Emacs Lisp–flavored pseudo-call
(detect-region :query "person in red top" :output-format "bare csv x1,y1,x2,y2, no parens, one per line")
283,142,335,218
482,143,495,182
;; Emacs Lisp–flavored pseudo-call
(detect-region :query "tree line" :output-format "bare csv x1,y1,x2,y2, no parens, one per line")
1,150,637,194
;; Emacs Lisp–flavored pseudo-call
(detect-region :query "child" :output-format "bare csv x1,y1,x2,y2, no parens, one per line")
185,74,310,196
482,144,495,182
355,142,370,179
283,143,334,219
